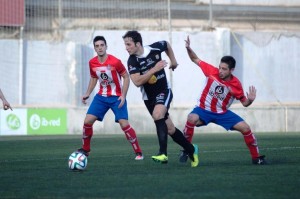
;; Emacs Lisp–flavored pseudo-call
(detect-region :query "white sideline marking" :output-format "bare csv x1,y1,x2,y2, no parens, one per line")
1,146,299,163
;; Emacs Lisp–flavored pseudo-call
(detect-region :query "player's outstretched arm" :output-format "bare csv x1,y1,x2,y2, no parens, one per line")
185,36,201,65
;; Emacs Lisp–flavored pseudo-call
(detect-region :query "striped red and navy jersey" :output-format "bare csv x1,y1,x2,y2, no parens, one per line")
196,60,247,113
89,54,126,97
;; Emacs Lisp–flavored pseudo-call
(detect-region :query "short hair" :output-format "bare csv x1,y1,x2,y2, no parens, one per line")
93,36,107,46
122,30,143,46
220,56,236,69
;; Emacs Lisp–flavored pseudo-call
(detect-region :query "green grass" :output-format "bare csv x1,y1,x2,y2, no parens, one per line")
0,132,299,199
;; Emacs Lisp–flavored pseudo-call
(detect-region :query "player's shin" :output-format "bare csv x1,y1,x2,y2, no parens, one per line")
154,119,168,155
243,131,260,159
122,124,142,154
184,121,196,143
82,123,93,151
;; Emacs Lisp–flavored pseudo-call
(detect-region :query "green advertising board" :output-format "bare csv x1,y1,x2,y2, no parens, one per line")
27,108,67,135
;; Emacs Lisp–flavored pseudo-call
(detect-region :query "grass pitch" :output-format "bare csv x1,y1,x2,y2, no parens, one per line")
0,132,299,199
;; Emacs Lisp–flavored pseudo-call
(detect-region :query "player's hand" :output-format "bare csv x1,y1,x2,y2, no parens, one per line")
246,86,256,102
185,36,191,48
3,102,12,111
169,63,178,71
118,96,125,108
154,60,168,72
82,95,89,104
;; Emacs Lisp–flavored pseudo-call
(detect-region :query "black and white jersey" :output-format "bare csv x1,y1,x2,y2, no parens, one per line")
127,41,170,100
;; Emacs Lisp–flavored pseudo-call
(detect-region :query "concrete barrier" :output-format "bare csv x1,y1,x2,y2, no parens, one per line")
68,104,300,134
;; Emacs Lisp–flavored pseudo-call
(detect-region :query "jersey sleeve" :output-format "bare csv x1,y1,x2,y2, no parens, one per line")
89,59,98,78
229,77,247,101
198,61,218,76
127,56,140,75
115,58,127,76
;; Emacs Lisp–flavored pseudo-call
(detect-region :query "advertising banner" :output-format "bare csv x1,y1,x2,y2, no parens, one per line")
0,109,27,135
27,108,67,135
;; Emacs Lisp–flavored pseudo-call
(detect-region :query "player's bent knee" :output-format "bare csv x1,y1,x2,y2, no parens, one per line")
187,114,199,125
119,119,129,128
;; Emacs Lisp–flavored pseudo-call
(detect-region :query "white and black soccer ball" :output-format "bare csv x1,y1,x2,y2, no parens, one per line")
68,151,88,171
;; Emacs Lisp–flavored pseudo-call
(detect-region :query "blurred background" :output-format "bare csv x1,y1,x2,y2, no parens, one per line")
0,0,299,134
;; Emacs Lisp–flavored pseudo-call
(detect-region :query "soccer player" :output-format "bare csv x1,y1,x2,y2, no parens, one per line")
180,36,266,165
0,88,12,110
77,36,144,160
122,30,199,167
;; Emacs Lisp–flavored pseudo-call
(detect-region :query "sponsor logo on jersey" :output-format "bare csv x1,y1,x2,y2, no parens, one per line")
146,58,155,66
141,66,147,70
156,73,165,80
156,93,165,103
215,86,224,94
100,72,114,86
209,86,225,101
100,72,109,80
128,65,137,72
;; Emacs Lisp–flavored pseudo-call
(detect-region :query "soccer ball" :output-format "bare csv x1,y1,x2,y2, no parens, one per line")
68,151,88,171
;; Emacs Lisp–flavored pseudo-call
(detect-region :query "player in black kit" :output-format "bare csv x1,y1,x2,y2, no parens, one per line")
123,31,199,167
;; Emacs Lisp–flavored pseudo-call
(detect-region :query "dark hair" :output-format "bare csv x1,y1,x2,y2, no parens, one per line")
220,56,236,69
122,30,143,46
93,36,107,46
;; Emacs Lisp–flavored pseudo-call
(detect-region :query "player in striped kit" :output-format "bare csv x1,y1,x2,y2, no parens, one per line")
77,36,143,160
180,36,266,165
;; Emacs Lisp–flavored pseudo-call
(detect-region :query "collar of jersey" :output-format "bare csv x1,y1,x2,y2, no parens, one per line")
137,46,151,58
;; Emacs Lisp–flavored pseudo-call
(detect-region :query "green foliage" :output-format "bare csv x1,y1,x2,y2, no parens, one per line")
0,132,299,199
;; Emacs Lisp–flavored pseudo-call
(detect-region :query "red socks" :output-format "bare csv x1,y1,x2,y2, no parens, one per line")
183,121,195,143
82,123,93,151
122,125,142,154
243,131,260,159
82,124,142,154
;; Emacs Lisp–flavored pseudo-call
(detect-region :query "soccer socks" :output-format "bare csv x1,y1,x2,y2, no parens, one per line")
82,123,93,152
170,128,195,159
154,119,168,155
122,125,142,154
183,121,196,143
243,131,260,159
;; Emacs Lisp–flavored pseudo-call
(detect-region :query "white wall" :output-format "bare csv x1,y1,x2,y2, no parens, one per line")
1,29,300,107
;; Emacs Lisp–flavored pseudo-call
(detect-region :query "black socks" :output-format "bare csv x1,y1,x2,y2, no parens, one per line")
154,119,168,155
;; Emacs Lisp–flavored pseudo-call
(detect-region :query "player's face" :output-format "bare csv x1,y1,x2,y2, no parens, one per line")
123,37,139,55
218,63,232,80
94,40,107,57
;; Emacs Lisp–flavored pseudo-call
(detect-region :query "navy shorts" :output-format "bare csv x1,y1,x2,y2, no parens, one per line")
190,106,244,130
144,89,173,119
87,94,128,122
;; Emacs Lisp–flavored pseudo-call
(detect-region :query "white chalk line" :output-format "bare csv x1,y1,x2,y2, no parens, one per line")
1,146,299,163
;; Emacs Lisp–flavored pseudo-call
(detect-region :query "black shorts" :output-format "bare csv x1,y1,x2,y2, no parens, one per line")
144,89,173,120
